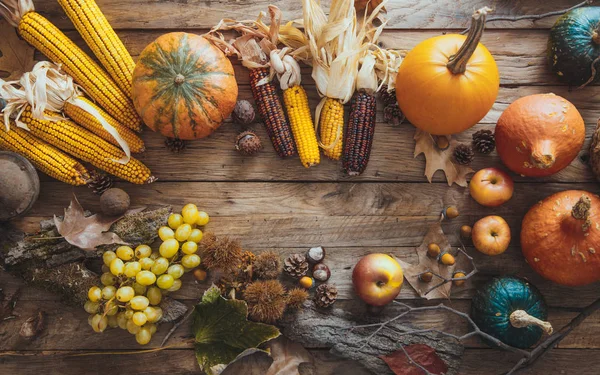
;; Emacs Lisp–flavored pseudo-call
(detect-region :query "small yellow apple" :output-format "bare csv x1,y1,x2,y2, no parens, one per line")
352,253,403,306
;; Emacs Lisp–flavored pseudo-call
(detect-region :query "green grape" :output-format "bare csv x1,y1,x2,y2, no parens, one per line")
181,241,198,255
132,311,147,326
158,226,175,241
159,238,179,258
110,258,125,276
149,251,160,260
101,264,110,274
132,282,147,296
126,319,140,334
181,203,199,224
146,286,162,306
87,314,94,327
103,251,117,267
130,296,150,311
181,254,201,269
151,257,169,275
142,306,159,323
100,272,117,286
84,300,99,314
88,286,102,302
124,308,134,320
147,307,163,323
105,300,119,316
116,286,135,302
136,270,157,286
116,312,128,330
101,285,116,300
188,228,203,243
139,257,154,271
107,314,119,328
156,274,174,290
136,327,152,345
135,245,152,259
168,213,184,229
167,264,184,279
166,279,182,292
124,261,142,278
91,314,108,333
174,224,192,242
116,246,134,261
196,211,210,226
145,323,157,335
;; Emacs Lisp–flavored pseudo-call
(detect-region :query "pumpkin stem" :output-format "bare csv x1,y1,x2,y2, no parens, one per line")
447,7,492,74
593,27,600,45
530,140,556,169
509,310,554,335
572,195,592,231
174,74,185,85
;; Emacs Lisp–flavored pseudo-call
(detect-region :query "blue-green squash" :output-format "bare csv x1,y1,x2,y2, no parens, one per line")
471,276,553,349
548,7,600,86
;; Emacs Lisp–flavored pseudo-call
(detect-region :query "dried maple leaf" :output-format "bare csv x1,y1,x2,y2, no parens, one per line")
54,194,143,251
414,129,474,187
265,336,313,375
380,344,448,375
0,20,35,80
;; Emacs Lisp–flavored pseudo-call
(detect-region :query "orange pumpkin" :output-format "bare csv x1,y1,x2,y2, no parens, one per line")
495,94,585,177
395,8,499,135
521,190,600,286
132,32,238,140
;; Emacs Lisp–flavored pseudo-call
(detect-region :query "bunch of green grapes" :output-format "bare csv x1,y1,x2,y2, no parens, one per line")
85,203,209,345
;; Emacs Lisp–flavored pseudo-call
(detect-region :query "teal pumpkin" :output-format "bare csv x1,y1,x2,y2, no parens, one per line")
471,276,552,349
548,7,600,86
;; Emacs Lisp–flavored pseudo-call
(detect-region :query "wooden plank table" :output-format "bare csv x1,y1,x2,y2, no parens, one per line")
1,1,600,374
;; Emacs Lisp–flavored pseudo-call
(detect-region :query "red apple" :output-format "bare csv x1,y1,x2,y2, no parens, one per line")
472,215,511,256
352,253,403,306
469,168,514,207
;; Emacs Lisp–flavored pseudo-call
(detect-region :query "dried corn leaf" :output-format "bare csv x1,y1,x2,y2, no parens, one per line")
414,129,474,187
0,20,35,80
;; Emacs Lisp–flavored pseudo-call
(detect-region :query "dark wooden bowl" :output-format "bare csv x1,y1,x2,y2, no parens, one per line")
0,151,40,221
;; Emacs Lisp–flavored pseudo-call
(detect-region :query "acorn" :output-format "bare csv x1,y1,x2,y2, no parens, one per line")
418,271,434,283
460,225,472,239
306,246,326,264
299,276,314,289
312,263,331,282
443,206,459,219
453,271,467,287
440,252,456,266
427,243,441,258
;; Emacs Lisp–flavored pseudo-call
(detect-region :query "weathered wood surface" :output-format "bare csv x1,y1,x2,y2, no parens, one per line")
2,0,600,374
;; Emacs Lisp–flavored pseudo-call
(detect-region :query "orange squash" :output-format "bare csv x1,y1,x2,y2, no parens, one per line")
521,190,600,286
395,8,499,135
132,32,238,140
495,94,585,177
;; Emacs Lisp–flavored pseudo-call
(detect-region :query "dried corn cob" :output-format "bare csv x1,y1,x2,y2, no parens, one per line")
319,98,345,160
0,122,89,185
57,0,135,95
18,108,155,184
343,91,376,175
64,99,145,153
249,67,296,158
0,0,142,131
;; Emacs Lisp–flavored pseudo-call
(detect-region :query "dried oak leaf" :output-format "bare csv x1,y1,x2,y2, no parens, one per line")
0,20,35,80
380,344,448,375
414,129,474,187
265,336,314,375
54,194,143,251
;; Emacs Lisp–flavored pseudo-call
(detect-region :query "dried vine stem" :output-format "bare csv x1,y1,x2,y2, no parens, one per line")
350,297,600,375
420,245,477,296
461,0,593,34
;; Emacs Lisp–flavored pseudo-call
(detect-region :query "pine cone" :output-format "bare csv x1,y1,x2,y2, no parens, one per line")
379,86,397,106
236,130,262,156
232,100,256,125
165,137,187,153
87,171,114,195
383,103,404,126
314,284,338,308
472,129,496,154
283,254,309,278
453,144,475,165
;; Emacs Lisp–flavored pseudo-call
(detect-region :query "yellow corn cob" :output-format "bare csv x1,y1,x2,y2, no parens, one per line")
15,11,141,131
18,109,155,185
57,0,135,95
319,97,344,160
64,99,145,153
283,85,320,168
0,123,88,185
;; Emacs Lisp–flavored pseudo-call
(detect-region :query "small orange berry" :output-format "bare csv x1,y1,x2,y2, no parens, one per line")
440,252,456,266
427,243,441,258
444,206,459,219
193,268,207,282
453,271,467,287
299,276,314,289
419,271,434,283
460,225,472,239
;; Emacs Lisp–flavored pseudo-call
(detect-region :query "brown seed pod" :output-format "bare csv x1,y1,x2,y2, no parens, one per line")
312,263,331,282
235,130,262,155
232,99,256,125
286,288,309,310
306,246,326,264
253,251,281,280
244,280,287,323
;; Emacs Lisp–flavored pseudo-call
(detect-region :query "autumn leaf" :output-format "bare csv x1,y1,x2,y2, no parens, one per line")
414,129,474,187
380,344,448,375
54,194,143,251
355,0,386,13
0,20,35,80
265,336,313,375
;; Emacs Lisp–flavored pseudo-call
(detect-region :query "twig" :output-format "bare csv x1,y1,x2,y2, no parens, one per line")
577,54,600,89
160,306,195,347
423,245,477,296
461,1,593,34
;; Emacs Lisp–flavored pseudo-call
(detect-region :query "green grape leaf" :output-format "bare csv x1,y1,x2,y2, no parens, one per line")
193,285,280,375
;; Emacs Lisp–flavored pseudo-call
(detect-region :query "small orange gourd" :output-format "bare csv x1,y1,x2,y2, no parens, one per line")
395,7,499,135
495,94,585,177
521,190,600,286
